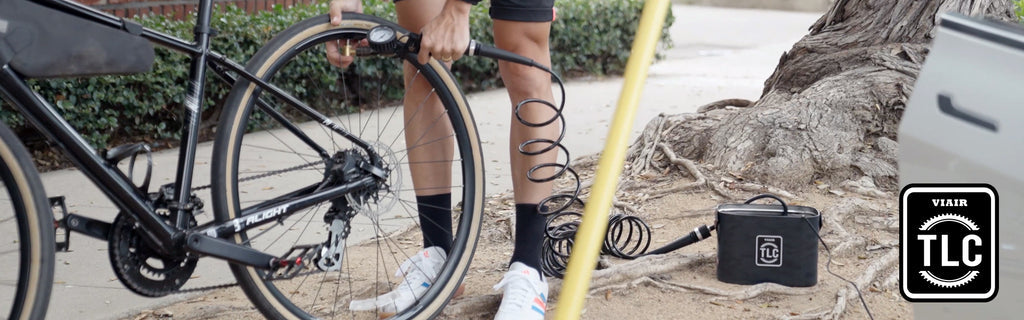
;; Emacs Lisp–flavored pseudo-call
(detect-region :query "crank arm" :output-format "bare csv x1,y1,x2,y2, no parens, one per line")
186,233,277,269
62,213,112,242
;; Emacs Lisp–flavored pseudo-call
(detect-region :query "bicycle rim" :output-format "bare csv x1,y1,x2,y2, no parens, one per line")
212,13,483,320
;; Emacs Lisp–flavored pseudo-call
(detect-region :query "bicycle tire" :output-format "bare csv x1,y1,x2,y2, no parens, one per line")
212,13,484,320
0,121,55,320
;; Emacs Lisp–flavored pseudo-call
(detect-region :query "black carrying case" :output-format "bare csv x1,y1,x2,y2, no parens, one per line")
716,195,821,287
0,0,154,78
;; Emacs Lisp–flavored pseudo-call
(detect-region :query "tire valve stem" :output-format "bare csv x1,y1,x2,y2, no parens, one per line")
343,39,354,57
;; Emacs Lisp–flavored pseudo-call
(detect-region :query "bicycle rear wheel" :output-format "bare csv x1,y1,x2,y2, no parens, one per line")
212,13,484,320
0,122,55,320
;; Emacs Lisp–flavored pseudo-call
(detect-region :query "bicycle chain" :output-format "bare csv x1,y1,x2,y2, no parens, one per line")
169,159,326,295
172,269,325,295
190,159,326,191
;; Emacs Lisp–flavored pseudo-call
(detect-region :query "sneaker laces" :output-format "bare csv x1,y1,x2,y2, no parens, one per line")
493,272,536,312
350,247,445,313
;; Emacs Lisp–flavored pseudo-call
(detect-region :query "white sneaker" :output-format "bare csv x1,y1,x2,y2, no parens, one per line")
493,262,549,320
350,247,446,316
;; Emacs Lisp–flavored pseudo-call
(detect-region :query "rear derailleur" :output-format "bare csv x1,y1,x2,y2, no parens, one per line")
268,150,381,279
268,197,357,280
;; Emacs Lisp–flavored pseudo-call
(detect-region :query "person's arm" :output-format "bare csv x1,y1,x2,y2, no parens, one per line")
417,0,473,64
326,0,364,68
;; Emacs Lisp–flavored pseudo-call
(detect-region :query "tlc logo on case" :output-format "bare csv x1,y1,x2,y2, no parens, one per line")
900,184,997,302
756,235,782,267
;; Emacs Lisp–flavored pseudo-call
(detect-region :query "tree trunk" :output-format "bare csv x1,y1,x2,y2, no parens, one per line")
632,0,1016,191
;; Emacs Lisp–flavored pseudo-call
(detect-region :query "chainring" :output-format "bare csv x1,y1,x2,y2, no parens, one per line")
108,211,198,297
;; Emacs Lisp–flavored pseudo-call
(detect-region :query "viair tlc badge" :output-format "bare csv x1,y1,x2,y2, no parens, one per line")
900,184,997,302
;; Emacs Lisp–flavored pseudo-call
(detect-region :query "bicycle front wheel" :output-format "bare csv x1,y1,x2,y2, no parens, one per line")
0,121,55,320
212,13,484,320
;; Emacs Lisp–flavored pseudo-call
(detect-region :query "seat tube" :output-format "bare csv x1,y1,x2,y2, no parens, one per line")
171,0,215,229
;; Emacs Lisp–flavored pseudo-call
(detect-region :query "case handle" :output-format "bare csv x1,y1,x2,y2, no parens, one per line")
743,194,789,216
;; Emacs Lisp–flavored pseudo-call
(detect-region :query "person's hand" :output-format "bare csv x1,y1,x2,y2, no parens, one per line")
417,1,472,65
326,0,364,68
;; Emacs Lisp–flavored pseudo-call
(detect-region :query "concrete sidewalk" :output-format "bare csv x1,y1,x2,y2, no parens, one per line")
38,5,821,319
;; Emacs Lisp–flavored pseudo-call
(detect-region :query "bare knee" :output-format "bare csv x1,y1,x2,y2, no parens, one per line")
493,20,553,97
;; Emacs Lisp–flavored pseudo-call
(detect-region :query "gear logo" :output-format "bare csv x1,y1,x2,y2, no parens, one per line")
900,184,997,302
917,214,980,288
755,235,783,267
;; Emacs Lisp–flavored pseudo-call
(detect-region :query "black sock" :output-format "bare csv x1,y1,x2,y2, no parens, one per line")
417,194,452,254
511,203,545,275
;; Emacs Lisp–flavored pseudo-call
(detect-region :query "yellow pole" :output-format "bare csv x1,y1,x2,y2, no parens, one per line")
553,0,672,319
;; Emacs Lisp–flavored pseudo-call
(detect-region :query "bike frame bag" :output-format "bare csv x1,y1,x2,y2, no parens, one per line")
716,194,821,287
0,0,154,78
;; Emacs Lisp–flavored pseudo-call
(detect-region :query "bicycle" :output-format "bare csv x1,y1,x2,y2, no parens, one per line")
0,0,545,318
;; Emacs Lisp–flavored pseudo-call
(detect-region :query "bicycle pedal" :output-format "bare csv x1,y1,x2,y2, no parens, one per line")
52,196,112,250
50,196,70,252
267,244,321,280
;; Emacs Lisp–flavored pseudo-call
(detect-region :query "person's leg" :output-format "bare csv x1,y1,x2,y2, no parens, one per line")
490,2,556,319
396,0,455,253
494,18,557,275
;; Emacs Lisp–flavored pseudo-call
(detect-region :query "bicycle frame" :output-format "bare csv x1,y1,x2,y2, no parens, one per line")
0,0,376,267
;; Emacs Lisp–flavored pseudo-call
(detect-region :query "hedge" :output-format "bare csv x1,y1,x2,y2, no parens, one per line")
1,0,673,150
1016,0,1024,23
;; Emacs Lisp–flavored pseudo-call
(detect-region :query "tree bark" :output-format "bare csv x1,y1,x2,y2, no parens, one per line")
632,0,1016,191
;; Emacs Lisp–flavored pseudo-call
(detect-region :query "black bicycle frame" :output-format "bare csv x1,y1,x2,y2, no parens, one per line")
0,0,375,267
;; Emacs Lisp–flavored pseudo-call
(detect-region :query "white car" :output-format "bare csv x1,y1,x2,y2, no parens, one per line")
899,12,1024,318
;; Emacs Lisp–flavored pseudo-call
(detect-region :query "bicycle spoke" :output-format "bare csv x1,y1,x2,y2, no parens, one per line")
214,21,479,319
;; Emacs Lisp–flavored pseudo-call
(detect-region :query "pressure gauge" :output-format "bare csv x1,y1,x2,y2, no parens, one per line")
367,26,399,53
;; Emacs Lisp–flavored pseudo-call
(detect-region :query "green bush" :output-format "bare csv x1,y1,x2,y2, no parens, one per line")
2,0,672,150
1016,0,1024,23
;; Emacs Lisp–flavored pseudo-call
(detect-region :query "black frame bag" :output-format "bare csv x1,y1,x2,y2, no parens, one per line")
0,0,154,78
716,194,822,287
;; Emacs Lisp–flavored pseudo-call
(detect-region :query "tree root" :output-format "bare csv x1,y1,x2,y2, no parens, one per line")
656,281,816,301
613,200,641,215
696,98,754,113
572,153,601,170
639,143,708,200
628,114,670,176
828,237,867,258
658,208,717,221
646,143,739,200
657,143,706,185
822,201,857,238
785,249,899,320
590,276,688,295
590,276,814,302
882,268,899,290
724,181,802,201
583,252,715,294
840,177,889,198
625,113,707,177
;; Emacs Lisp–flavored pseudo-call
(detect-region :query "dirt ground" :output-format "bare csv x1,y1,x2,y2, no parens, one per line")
124,151,911,320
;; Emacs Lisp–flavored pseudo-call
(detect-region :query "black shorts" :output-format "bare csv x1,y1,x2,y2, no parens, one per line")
489,0,554,22
394,0,554,22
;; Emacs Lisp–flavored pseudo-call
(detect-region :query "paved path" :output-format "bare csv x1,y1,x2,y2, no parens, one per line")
39,5,820,319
